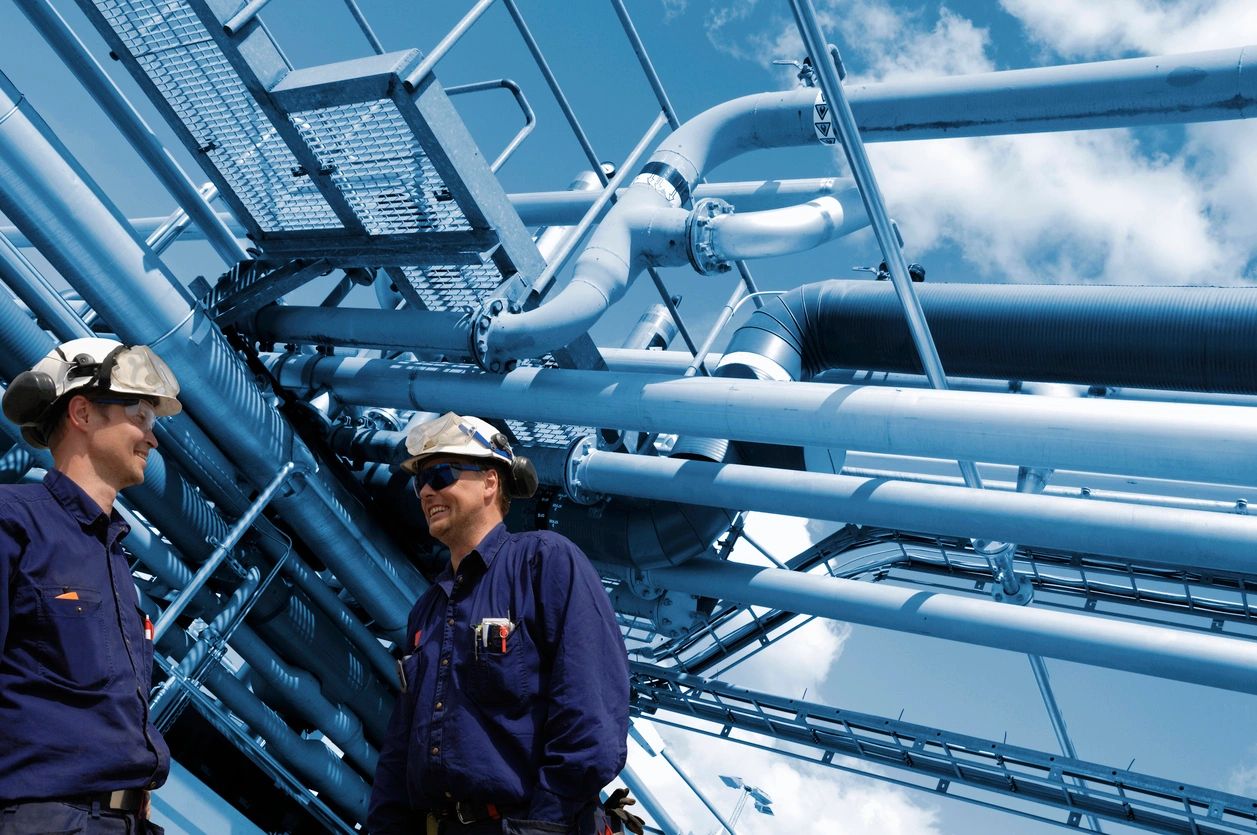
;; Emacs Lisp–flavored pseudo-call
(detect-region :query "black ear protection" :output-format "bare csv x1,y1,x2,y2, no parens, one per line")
489,432,538,499
1,347,128,449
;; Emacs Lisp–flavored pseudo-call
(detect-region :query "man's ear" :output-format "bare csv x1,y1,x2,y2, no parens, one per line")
64,394,94,433
482,465,500,497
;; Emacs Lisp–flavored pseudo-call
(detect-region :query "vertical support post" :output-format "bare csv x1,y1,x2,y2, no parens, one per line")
619,763,684,835
660,748,739,834
151,462,299,642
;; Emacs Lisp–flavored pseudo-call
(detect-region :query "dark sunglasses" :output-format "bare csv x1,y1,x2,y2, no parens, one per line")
412,462,485,495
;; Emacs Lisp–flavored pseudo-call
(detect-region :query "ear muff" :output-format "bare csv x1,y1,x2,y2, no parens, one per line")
489,432,539,499
2,370,59,426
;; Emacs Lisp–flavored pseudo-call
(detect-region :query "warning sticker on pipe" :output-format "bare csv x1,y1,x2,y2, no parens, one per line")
814,91,837,145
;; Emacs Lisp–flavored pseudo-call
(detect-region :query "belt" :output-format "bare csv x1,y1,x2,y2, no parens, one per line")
428,799,527,826
69,789,149,814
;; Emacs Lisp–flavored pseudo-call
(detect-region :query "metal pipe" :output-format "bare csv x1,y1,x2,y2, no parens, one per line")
265,356,1257,488
707,194,864,262
341,0,385,54
500,0,607,182
1028,655,1103,832
147,183,218,255
660,749,738,834
152,462,299,642
684,284,744,378
0,179,855,243
499,111,669,348
608,0,681,130
618,763,682,835
402,0,498,92
444,79,535,173
635,557,1257,697
15,0,246,264
222,0,278,34
0,71,422,636
572,450,1257,574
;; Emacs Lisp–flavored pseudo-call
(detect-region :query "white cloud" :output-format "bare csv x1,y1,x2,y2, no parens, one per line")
1000,0,1257,58
692,0,1257,284
625,724,943,835
1227,747,1257,795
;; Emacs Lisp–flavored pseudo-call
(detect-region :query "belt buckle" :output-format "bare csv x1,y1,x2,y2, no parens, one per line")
455,801,478,825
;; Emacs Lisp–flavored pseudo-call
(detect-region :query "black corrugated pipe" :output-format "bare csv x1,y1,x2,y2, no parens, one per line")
719,281,1257,392
533,493,732,571
323,429,731,571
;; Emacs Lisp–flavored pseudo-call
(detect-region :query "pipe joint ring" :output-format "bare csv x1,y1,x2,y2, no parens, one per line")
686,198,735,275
469,304,516,374
564,435,603,505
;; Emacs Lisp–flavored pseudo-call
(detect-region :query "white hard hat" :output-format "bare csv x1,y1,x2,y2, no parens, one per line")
2,337,181,448
401,412,538,498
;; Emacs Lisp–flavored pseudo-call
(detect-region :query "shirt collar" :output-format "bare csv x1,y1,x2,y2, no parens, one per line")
435,522,510,587
43,469,130,537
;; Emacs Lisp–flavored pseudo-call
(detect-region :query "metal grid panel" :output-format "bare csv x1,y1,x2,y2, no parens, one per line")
91,0,342,232
289,100,471,235
505,419,589,449
396,264,504,311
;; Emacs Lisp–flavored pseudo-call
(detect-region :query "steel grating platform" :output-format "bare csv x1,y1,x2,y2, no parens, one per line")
75,0,545,312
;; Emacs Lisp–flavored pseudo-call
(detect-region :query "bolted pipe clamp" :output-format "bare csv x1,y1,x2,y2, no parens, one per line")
564,435,603,505
685,198,735,275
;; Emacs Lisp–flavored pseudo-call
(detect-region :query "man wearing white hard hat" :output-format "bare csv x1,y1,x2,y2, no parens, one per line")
368,413,639,835
0,338,181,833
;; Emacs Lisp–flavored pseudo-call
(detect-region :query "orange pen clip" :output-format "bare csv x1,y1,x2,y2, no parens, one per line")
54,590,79,601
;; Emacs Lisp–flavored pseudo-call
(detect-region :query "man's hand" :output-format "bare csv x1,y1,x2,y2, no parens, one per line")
602,787,645,835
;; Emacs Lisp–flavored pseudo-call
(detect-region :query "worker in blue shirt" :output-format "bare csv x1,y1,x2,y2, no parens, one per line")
368,413,639,835
0,337,182,834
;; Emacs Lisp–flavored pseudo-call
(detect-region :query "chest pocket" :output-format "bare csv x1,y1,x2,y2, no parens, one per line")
466,625,531,713
35,585,117,689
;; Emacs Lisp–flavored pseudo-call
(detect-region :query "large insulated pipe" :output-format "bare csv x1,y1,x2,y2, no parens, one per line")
475,45,1256,366
631,557,1257,697
266,355,1257,487
720,280,1257,392
0,70,422,636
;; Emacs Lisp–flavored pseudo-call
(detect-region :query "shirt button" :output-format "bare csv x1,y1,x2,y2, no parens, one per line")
149,782,157,789
447,617,454,626
445,792,453,799
430,746,440,756
440,657,449,666
435,701,443,711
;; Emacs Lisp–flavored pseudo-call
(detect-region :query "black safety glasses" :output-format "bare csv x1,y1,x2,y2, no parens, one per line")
412,462,485,495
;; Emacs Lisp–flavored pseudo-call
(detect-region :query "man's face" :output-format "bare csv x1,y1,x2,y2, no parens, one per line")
416,456,497,543
83,398,158,489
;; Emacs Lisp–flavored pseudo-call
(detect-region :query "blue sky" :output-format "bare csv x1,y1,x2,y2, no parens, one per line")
3,1,1257,833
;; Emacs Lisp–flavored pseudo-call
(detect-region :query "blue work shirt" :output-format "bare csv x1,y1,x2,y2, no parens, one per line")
0,469,169,802
368,523,629,832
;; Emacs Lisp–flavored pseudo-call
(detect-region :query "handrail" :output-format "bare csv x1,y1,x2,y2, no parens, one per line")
445,79,536,173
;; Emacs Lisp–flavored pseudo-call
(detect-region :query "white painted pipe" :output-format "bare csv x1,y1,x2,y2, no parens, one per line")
266,356,1257,487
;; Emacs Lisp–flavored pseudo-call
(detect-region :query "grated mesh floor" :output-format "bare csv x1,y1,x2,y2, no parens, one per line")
290,101,471,235
397,264,505,312
95,0,343,232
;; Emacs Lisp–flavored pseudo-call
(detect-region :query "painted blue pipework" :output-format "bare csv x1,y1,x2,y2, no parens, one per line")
0,69,424,638
15,0,247,264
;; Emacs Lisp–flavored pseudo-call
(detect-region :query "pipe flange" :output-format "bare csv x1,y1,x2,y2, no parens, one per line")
686,197,735,275
625,567,664,600
469,298,521,374
564,435,603,505
990,575,1035,606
